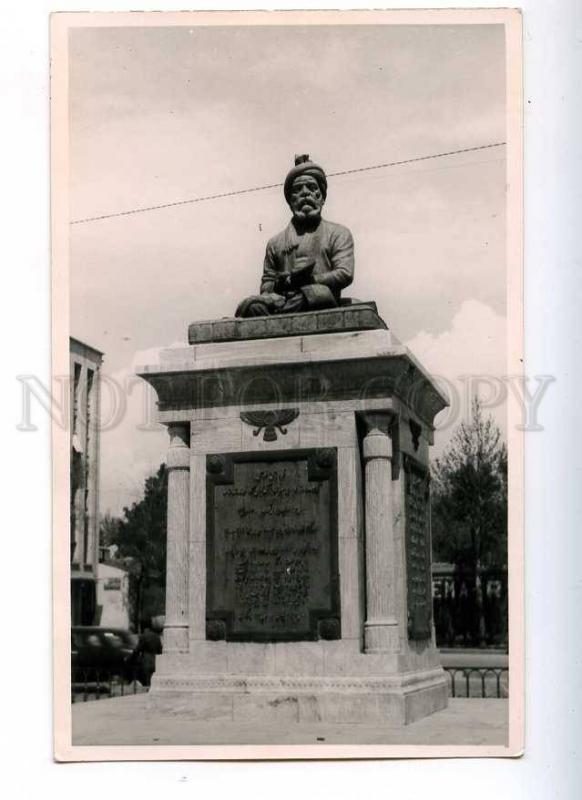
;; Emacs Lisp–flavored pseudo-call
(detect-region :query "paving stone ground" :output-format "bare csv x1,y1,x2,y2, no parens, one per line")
71,694,508,748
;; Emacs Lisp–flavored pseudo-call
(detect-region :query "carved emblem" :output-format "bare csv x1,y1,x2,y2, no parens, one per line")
240,408,299,442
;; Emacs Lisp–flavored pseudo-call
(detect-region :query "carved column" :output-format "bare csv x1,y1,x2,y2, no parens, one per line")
362,413,399,653
163,422,190,653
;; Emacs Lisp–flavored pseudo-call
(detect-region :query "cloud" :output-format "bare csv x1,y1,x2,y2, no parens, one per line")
404,299,507,457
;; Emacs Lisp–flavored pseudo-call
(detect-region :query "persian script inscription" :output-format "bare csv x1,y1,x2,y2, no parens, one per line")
404,456,432,640
206,450,339,641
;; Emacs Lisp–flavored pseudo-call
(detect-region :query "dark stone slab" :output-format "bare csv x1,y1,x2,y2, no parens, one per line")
205,448,340,642
403,455,433,641
188,302,386,344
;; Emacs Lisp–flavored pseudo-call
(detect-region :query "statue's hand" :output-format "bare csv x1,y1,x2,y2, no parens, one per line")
274,273,292,294
289,259,315,289
257,292,286,308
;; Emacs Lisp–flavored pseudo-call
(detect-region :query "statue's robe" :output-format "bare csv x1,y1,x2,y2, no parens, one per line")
236,218,355,317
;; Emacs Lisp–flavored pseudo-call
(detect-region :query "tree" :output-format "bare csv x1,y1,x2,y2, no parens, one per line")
431,398,507,646
105,464,168,631
99,512,122,555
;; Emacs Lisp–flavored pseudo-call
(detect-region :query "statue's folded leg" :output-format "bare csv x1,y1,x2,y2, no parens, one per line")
237,300,271,317
235,293,286,318
300,284,338,310
235,286,339,317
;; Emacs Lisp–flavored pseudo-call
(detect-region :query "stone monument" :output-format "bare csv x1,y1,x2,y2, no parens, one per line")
137,156,449,724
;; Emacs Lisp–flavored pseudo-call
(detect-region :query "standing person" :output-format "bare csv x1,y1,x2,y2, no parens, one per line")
134,622,162,687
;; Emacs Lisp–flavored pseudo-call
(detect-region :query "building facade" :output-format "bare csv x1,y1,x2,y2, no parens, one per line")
96,562,130,628
70,337,103,625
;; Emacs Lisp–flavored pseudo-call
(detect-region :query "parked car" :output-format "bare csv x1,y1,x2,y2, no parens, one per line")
71,626,140,683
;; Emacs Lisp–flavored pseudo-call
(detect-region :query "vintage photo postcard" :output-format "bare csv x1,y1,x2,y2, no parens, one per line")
51,9,523,760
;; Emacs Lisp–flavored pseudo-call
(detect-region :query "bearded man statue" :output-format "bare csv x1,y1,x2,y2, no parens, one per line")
235,155,355,318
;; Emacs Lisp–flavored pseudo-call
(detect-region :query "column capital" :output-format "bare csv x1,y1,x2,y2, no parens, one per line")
167,422,190,471
363,429,392,461
360,410,396,437
361,412,396,462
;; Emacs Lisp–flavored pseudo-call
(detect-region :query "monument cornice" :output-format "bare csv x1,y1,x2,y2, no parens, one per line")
138,334,448,430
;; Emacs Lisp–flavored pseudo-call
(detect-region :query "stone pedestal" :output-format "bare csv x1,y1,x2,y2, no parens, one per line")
138,306,448,725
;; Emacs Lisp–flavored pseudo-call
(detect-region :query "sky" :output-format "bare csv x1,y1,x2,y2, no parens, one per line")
68,22,507,515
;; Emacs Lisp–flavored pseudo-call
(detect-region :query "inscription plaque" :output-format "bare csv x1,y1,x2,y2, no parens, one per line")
206,448,340,642
404,455,433,640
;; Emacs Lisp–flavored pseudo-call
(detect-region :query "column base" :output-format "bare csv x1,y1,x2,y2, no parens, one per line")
364,620,400,653
162,624,189,653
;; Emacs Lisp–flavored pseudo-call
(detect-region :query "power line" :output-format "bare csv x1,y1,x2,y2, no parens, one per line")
70,142,506,225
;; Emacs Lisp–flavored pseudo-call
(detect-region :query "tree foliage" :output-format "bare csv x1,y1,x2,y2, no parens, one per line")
101,464,168,630
431,399,507,646
431,398,507,571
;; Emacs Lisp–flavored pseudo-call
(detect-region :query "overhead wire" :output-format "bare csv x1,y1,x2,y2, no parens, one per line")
70,142,506,225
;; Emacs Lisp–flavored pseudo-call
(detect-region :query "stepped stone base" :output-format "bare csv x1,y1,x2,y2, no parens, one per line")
148,643,447,725
148,669,448,725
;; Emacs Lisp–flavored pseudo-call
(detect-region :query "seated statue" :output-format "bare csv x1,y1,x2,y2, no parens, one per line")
235,155,355,318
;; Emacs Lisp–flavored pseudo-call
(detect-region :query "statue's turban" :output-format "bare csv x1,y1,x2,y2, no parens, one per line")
283,154,328,203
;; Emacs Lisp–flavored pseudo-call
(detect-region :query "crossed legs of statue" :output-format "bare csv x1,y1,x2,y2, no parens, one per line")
236,290,308,318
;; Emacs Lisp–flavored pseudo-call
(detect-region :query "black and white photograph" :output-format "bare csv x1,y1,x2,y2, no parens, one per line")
51,9,523,759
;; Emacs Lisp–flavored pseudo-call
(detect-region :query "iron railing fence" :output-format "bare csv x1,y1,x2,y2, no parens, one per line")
71,665,508,702
444,666,509,698
71,666,148,703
